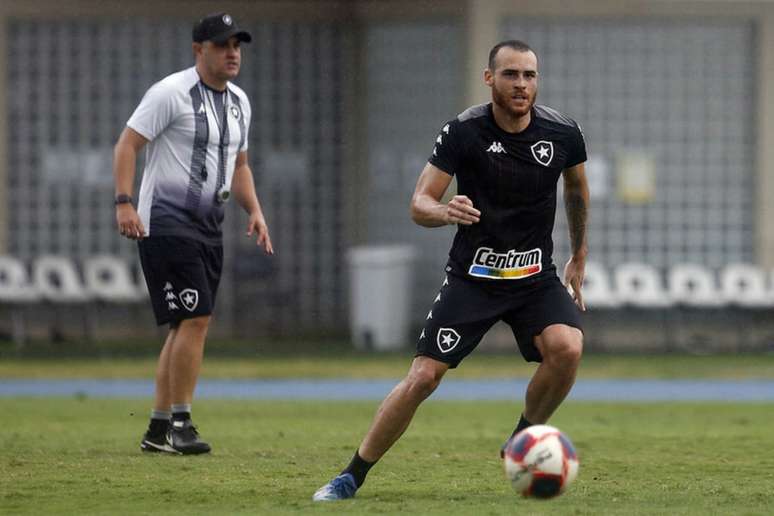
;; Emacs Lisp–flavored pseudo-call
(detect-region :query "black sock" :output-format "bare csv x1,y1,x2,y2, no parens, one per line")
342,451,375,488
510,414,533,439
171,411,191,422
148,418,169,436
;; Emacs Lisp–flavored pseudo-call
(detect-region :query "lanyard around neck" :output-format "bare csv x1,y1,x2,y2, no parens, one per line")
199,82,228,144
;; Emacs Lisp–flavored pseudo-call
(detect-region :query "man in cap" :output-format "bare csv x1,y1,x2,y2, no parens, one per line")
113,12,273,454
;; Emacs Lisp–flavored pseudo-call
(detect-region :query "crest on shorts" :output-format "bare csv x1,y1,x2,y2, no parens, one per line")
179,288,199,312
530,140,554,167
437,328,461,354
222,14,233,26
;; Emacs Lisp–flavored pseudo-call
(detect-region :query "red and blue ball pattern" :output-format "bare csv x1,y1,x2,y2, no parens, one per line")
503,425,579,499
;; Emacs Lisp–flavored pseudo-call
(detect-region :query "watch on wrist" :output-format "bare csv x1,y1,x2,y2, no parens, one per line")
114,194,133,206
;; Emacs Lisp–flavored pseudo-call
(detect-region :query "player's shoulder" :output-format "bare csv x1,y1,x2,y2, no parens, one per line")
146,67,199,98
439,103,489,137
226,82,251,108
158,67,199,90
456,103,489,124
226,81,248,100
533,104,582,132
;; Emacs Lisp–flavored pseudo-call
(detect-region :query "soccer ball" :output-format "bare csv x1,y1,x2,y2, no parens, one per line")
503,424,579,499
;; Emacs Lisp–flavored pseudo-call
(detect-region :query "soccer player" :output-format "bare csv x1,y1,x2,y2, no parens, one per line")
314,39,588,500
112,13,273,454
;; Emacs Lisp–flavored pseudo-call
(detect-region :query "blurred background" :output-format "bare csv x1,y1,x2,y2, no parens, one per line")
1,0,774,355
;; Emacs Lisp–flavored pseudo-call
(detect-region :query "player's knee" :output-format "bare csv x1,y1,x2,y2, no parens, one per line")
406,364,444,399
541,329,583,368
179,315,211,333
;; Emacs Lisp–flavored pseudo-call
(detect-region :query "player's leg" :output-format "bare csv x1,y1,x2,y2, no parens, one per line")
502,277,583,451
140,327,176,452
164,240,221,455
523,323,583,423
138,236,220,454
154,327,177,410
314,273,499,501
313,356,449,501
137,237,180,453
165,315,213,454
168,315,211,407
360,355,449,460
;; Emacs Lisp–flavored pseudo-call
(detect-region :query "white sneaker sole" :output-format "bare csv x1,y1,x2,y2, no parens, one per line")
141,440,182,454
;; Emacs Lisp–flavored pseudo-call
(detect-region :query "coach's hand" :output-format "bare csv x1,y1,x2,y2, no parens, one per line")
563,256,586,311
445,195,481,225
247,212,274,255
116,204,145,240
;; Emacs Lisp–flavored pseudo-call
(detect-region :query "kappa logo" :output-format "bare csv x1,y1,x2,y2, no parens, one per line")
487,141,506,154
530,140,554,166
437,328,461,354
179,288,199,312
434,124,449,150
163,282,178,310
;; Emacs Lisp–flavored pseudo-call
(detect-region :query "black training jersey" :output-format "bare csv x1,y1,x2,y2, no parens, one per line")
428,102,586,285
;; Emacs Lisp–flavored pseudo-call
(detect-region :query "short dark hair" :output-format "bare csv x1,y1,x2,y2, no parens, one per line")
488,40,535,71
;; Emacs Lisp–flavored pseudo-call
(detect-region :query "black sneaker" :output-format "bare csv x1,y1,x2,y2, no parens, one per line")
141,429,175,453
166,419,211,455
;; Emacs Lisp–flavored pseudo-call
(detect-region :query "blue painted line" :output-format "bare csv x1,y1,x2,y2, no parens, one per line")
0,379,772,401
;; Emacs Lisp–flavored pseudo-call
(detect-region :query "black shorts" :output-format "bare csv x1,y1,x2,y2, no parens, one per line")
138,236,223,326
416,273,582,367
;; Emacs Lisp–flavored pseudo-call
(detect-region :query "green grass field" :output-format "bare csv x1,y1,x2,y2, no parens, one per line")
2,353,774,514
1,399,773,515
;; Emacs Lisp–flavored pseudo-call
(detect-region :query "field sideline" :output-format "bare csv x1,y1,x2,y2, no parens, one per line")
2,352,774,379
1,399,773,515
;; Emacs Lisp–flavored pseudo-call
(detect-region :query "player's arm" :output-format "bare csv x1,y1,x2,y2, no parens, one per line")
113,127,148,240
410,163,480,227
232,151,273,254
562,162,589,310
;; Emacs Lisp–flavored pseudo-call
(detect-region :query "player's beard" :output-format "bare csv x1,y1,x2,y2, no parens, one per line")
492,83,536,120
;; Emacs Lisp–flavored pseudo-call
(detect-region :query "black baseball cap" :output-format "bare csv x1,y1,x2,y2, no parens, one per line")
192,13,252,44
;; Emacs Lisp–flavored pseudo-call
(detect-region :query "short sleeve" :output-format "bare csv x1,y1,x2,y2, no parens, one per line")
565,123,587,168
126,82,177,141
428,120,465,176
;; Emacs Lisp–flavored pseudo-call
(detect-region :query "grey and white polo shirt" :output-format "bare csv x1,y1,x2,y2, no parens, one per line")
127,66,251,244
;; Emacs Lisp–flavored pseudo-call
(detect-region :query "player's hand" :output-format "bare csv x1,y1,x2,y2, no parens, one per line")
116,204,145,240
563,256,586,311
247,212,274,255
445,195,481,225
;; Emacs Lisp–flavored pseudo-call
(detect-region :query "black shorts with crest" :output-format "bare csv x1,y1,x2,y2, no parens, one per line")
416,272,582,367
138,236,223,326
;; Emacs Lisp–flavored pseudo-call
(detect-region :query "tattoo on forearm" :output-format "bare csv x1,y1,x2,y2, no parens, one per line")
565,190,587,255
